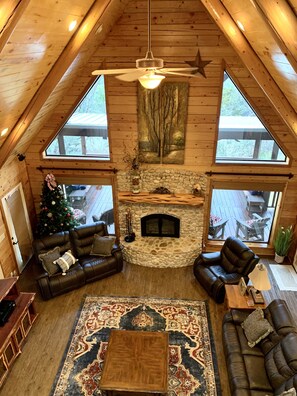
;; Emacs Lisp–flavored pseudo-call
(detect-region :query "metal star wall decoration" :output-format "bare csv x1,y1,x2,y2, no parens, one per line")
185,50,211,78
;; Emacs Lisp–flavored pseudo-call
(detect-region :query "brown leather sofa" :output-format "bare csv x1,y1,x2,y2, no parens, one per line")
223,299,297,395
33,222,123,300
193,236,259,303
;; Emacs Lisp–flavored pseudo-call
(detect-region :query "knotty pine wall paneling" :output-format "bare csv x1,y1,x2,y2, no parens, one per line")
24,0,297,258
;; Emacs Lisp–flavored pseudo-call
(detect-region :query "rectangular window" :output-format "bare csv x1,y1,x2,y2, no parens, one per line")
62,184,114,234
208,188,281,243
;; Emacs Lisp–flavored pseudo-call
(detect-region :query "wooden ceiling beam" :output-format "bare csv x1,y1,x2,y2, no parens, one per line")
254,0,297,73
201,0,297,138
0,0,113,168
0,0,30,54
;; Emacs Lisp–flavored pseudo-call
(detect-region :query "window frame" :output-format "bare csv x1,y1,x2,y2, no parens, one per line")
215,70,289,166
204,178,287,254
45,173,118,237
43,76,111,162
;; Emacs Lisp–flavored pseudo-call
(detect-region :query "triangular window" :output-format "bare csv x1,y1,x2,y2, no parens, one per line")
45,76,110,160
215,71,286,163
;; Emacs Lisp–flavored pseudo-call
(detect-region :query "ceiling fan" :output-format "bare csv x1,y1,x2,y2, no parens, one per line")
92,0,205,89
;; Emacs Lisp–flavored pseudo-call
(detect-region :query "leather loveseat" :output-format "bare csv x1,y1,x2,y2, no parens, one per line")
33,222,123,300
223,299,297,395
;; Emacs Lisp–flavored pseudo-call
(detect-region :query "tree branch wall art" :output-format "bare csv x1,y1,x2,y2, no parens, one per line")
138,82,189,164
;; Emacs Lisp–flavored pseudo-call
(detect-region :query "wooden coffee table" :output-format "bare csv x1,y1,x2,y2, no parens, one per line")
225,284,267,310
100,330,168,396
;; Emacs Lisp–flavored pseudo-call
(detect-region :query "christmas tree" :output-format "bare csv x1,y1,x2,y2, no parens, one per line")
37,173,79,236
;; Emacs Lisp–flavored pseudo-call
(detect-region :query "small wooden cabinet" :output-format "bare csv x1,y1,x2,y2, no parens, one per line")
0,277,38,386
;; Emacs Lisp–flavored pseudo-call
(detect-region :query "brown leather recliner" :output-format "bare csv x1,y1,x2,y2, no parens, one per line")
223,299,297,395
33,222,123,300
193,236,259,303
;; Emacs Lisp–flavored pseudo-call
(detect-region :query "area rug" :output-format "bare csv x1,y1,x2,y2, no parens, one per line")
51,296,221,396
269,264,297,291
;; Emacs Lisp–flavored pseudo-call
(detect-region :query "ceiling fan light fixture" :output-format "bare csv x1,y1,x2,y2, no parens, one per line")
138,73,165,89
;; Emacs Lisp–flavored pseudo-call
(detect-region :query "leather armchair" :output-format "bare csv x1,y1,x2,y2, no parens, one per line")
193,236,259,303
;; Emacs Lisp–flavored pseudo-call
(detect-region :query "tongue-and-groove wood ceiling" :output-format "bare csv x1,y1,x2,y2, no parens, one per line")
0,0,296,168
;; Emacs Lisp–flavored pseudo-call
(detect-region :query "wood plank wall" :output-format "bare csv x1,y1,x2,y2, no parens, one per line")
1,0,297,275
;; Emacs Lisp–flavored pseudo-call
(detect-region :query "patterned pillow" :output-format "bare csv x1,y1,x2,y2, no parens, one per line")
53,250,77,275
38,246,60,276
275,388,297,396
90,235,116,256
241,308,274,348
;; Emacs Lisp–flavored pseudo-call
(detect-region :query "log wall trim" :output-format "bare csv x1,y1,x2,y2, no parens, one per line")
201,0,297,137
0,0,30,54
0,0,113,169
253,0,297,74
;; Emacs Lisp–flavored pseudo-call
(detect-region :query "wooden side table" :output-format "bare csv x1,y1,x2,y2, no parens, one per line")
225,284,267,310
100,330,168,395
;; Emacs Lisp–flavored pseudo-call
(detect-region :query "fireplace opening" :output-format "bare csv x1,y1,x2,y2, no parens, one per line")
141,214,180,238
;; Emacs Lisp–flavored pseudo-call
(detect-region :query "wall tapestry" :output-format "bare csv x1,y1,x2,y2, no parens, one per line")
138,82,189,164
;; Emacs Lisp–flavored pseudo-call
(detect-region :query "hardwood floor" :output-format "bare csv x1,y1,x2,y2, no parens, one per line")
1,258,297,396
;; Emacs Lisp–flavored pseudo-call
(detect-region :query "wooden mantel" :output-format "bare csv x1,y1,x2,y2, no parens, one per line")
118,192,204,206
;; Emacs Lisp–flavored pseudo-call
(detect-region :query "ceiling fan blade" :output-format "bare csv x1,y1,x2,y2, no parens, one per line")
116,70,148,82
160,67,198,72
92,68,137,76
159,70,203,78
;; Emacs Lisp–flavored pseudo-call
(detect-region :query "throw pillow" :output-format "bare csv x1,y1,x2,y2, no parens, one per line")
53,250,77,275
38,246,60,276
241,308,274,348
275,388,297,396
90,234,116,256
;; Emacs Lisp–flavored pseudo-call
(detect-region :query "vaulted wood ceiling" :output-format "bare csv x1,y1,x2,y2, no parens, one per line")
0,0,296,168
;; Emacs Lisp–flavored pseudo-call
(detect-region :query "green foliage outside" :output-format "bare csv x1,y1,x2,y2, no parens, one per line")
220,77,254,116
37,174,79,236
46,77,109,157
76,76,106,114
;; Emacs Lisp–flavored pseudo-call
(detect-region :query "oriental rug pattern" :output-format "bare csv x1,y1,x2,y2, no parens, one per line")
51,296,221,396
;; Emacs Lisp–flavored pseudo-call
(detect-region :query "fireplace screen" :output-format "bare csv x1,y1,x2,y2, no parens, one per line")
141,214,180,238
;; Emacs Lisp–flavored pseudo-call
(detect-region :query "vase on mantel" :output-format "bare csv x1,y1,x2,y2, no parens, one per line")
130,170,141,194
274,253,285,264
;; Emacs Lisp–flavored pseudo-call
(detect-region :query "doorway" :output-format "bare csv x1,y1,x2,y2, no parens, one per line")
1,183,33,273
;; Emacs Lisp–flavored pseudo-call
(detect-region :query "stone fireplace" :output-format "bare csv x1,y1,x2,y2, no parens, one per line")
117,169,206,268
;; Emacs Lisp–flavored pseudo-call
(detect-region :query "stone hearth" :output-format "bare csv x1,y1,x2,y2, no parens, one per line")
117,169,206,268
122,237,200,268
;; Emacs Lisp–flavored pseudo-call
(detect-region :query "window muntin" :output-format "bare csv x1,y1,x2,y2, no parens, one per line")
216,72,286,164
45,76,110,160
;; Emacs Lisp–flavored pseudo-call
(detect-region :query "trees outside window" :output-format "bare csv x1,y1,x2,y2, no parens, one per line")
45,76,110,159
216,72,286,163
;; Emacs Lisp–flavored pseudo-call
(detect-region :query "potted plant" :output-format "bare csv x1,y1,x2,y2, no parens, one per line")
273,225,294,263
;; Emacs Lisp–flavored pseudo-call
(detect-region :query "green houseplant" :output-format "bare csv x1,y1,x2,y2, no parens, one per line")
273,225,294,263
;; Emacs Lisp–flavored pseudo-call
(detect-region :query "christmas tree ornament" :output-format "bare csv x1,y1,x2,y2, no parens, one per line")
36,173,79,236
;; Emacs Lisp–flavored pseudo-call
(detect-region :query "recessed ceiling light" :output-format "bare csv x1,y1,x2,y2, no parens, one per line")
1,128,8,137
236,20,245,32
68,20,77,32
